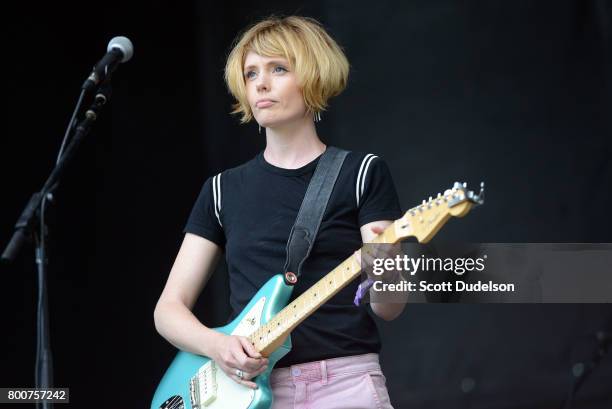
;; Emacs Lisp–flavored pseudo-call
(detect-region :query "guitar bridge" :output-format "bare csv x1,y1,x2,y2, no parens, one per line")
189,360,218,408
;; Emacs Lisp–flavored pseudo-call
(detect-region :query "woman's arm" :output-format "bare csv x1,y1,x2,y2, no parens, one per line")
154,233,268,389
360,220,407,321
153,232,224,357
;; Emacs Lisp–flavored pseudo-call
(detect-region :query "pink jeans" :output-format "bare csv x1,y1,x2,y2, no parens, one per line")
269,353,394,409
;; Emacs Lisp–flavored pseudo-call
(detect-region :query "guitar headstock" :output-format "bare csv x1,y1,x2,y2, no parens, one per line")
394,181,485,243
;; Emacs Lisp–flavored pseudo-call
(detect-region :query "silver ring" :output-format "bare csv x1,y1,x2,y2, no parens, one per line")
235,369,244,379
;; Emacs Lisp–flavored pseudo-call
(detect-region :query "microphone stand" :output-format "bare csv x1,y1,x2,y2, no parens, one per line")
2,82,112,409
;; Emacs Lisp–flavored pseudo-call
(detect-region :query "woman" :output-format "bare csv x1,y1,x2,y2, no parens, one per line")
154,15,404,409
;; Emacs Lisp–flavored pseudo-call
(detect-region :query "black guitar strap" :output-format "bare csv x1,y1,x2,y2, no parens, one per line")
282,146,348,285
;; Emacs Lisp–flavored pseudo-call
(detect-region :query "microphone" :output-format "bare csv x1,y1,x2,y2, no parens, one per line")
82,36,134,92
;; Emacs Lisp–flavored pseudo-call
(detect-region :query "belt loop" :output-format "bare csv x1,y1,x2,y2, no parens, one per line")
320,360,328,385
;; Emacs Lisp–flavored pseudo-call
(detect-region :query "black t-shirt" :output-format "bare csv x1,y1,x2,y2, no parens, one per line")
184,147,402,367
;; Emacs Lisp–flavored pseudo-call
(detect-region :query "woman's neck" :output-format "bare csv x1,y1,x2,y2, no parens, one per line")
263,116,326,169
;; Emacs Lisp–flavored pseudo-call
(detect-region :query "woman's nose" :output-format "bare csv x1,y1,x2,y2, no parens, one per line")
256,72,270,92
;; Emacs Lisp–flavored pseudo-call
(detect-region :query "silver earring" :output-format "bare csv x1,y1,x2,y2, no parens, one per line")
258,124,261,133
314,111,322,122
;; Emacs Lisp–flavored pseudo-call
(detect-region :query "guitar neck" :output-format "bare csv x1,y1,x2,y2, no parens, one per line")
249,222,402,356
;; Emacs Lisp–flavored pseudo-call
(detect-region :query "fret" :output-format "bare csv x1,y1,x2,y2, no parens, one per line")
322,274,329,294
278,311,287,329
268,318,278,337
282,312,289,328
273,314,282,334
290,299,299,320
307,287,315,303
312,285,322,304
306,290,316,310
309,289,317,308
251,328,260,344
327,272,335,294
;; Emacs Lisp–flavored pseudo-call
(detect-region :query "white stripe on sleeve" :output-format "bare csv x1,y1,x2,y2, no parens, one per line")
212,173,222,226
356,154,378,207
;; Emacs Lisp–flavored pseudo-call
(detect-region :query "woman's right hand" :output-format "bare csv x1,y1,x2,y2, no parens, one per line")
209,333,269,389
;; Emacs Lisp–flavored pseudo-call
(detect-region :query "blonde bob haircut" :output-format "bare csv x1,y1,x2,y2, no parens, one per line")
224,15,350,124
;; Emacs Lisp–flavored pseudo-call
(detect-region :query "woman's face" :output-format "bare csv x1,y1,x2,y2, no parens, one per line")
243,51,307,128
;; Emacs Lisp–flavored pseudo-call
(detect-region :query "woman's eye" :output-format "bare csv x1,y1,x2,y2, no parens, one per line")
245,66,286,79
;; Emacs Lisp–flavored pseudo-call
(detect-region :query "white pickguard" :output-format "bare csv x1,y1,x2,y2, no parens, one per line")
199,297,266,409
232,297,266,337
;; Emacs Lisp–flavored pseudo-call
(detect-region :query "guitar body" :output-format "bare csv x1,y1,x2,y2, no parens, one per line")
151,274,293,409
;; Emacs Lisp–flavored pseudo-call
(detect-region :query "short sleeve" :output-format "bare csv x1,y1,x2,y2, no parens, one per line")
183,175,226,247
357,156,403,227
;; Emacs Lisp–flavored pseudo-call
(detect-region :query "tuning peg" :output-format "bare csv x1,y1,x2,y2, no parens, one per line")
476,181,485,203
462,182,467,188
453,181,461,189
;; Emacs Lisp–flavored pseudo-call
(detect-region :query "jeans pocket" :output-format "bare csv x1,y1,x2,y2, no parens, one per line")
365,371,393,409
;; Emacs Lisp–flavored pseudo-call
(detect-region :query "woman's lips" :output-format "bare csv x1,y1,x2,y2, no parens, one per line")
256,100,276,108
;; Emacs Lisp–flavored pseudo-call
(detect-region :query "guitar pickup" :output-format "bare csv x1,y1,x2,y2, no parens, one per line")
190,360,218,408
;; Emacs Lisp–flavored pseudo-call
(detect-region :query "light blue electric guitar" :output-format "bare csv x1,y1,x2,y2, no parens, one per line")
151,182,484,409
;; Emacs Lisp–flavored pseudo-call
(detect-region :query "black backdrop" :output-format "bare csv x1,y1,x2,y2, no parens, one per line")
1,1,611,408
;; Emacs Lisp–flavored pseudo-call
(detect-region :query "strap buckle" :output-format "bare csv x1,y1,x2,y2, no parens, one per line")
284,271,298,285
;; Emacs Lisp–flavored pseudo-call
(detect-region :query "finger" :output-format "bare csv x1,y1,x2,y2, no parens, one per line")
375,242,400,259
237,368,254,380
230,345,258,372
357,249,375,270
362,249,376,266
236,352,265,372
242,380,258,389
238,337,268,369
238,364,268,382
391,243,402,257
230,372,258,389
370,225,385,234
375,246,393,259
254,364,269,377
376,244,402,264
238,336,263,359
